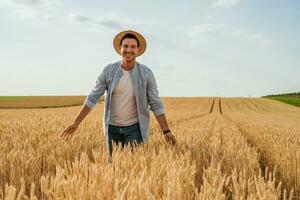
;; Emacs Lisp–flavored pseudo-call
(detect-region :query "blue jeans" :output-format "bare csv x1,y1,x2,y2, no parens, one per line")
108,122,143,156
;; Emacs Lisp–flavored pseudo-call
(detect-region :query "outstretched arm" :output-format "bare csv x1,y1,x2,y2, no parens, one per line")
61,104,91,140
61,66,107,140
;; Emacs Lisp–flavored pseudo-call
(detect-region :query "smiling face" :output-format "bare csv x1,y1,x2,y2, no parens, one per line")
120,38,140,63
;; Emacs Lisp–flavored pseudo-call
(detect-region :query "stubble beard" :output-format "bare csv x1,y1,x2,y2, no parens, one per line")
123,52,136,63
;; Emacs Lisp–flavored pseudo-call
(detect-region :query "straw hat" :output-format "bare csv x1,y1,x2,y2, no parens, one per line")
113,30,147,57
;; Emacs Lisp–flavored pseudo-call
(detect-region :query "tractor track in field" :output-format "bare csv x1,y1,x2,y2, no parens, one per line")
210,98,215,113
173,97,296,199
210,97,223,115
175,98,217,124
219,98,223,115
222,113,297,199
223,114,269,169
176,97,223,125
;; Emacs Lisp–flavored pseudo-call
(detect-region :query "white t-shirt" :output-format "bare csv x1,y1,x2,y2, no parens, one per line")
109,67,139,126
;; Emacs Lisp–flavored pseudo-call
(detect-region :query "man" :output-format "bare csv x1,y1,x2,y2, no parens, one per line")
61,30,176,156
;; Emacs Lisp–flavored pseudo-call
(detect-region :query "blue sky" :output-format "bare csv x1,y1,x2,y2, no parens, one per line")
0,0,299,97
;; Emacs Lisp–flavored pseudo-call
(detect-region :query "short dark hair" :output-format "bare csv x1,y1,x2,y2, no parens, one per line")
120,33,140,47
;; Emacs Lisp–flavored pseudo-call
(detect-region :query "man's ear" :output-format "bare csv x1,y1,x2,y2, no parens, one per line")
137,46,141,53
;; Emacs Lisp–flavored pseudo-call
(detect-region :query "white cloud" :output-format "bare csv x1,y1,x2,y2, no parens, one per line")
68,14,93,23
212,0,241,8
224,29,248,37
188,23,228,38
68,13,153,31
224,29,273,45
187,23,273,46
96,18,123,30
0,0,61,19
12,0,41,6
260,40,273,45
11,0,61,9
68,14,123,30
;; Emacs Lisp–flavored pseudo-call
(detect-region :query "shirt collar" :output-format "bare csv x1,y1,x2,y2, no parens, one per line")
119,60,138,73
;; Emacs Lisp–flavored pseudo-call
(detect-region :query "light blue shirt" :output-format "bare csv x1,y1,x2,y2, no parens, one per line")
84,60,164,145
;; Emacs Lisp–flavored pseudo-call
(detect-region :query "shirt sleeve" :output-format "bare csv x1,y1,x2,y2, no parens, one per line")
146,69,164,116
84,68,107,110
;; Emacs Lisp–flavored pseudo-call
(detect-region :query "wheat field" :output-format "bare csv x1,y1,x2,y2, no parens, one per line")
0,96,87,109
0,97,299,199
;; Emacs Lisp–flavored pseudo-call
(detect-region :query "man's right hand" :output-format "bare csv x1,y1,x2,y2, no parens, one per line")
61,123,79,140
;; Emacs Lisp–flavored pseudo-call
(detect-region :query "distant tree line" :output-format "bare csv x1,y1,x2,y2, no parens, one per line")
263,92,300,97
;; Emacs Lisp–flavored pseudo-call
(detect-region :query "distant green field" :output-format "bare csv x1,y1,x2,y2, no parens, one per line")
263,93,300,107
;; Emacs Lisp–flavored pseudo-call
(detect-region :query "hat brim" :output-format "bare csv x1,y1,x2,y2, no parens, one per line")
113,30,147,57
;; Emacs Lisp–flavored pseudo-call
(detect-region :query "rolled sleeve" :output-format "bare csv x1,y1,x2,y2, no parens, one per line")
146,69,164,116
84,69,107,110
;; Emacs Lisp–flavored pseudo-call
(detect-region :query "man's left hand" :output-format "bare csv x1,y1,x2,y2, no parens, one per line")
164,132,177,145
